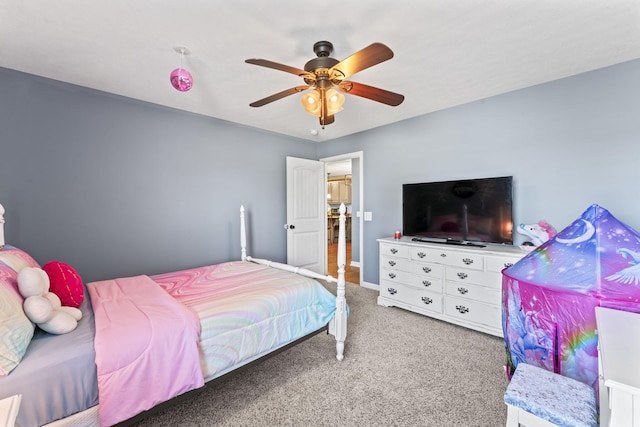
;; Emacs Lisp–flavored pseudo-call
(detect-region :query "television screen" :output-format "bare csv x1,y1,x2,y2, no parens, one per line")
402,176,513,245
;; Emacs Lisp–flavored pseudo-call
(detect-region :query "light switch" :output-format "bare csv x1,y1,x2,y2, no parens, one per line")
364,211,373,221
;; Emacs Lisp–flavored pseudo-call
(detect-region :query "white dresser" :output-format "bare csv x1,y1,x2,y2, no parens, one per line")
377,237,526,337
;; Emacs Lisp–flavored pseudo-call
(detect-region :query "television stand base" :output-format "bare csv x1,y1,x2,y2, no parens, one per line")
411,237,487,248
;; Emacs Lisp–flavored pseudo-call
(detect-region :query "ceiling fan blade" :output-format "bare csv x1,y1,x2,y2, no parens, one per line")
245,59,312,78
338,81,404,106
330,43,394,79
249,86,310,107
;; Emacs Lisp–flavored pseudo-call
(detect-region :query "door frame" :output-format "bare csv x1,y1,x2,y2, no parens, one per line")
321,151,364,286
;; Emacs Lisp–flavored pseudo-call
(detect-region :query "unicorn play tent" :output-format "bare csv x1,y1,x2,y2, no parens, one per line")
502,204,640,391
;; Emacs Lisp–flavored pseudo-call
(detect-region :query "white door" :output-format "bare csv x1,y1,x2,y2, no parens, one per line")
285,156,326,274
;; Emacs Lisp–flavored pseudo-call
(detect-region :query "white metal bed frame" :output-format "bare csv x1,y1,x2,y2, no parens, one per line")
239,204,348,361
0,202,348,426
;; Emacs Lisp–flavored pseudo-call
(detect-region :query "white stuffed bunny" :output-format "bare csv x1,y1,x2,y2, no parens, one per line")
17,267,82,334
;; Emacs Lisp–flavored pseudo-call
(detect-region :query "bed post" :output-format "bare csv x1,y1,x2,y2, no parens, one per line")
334,203,347,361
240,205,247,261
0,202,5,248
240,203,348,361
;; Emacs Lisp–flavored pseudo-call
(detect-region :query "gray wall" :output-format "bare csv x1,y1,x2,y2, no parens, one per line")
0,68,316,282
3,59,640,285
317,59,640,285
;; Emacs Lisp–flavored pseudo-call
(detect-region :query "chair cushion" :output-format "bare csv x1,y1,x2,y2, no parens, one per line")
504,363,598,427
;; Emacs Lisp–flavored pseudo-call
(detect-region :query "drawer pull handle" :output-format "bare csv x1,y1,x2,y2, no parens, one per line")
421,296,433,305
417,252,426,258
462,258,474,265
388,288,398,295
455,305,469,314
504,262,513,268
457,272,468,280
422,266,431,273
390,248,398,254
457,287,469,295
388,273,396,279
388,260,396,267
422,280,431,287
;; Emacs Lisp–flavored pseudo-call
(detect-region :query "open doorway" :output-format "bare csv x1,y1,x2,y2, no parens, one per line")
323,152,363,285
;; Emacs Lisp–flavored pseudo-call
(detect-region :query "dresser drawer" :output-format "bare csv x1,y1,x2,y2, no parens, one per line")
445,266,501,288
409,261,443,278
380,280,443,313
435,249,484,271
380,243,410,258
486,255,521,273
444,296,501,329
381,256,443,278
410,247,447,263
445,281,501,306
380,268,443,292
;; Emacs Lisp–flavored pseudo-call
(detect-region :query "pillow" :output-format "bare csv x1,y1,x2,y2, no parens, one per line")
0,246,40,375
0,245,40,276
0,276,35,376
42,261,84,308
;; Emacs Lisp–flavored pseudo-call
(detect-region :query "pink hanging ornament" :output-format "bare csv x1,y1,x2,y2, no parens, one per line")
170,68,193,92
170,47,193,92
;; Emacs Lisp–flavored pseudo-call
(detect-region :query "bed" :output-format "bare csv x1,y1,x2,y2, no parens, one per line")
0,203,348,427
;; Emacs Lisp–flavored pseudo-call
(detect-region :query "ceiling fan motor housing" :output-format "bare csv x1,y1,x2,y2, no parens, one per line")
304,57,339,72
305,40,340,77
313,41,333,57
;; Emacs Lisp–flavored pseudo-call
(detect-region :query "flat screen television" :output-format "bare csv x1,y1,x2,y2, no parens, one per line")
402,176,513,245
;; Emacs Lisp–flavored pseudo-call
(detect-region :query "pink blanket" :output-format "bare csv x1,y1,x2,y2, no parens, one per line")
88,275,204,426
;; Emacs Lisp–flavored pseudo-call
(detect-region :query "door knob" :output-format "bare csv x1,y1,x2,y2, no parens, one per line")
283,224,295,229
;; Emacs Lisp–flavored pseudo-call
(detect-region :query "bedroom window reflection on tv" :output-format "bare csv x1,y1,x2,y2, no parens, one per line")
402,176,513,245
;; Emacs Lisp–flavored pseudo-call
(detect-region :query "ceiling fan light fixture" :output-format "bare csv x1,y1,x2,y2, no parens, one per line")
247,41,403,128
300,88,344,117
301,90,321,115
326,89,345,114
170,46,193,92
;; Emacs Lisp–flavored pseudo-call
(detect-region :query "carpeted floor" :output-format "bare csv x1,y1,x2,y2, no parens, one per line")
135,281,509,426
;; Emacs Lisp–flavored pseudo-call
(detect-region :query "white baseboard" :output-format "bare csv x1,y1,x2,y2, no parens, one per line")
360,281,378,291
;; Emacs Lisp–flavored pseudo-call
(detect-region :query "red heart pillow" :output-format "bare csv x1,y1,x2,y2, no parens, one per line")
42,261,84,308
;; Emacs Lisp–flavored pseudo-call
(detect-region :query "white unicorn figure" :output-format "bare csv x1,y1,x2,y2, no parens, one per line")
517,220,557,251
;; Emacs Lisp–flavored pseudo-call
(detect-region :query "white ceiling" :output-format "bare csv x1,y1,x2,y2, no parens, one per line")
327,160,352,177
2,1,640,142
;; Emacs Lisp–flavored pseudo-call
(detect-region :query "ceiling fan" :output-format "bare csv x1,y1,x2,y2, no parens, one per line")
245,41,405,128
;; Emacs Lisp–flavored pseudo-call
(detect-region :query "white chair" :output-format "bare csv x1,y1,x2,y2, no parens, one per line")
595,306,640,427
504,363,598,427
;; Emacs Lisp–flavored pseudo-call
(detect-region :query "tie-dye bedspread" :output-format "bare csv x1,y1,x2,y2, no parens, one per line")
88,275,204,427
151,261,337,380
